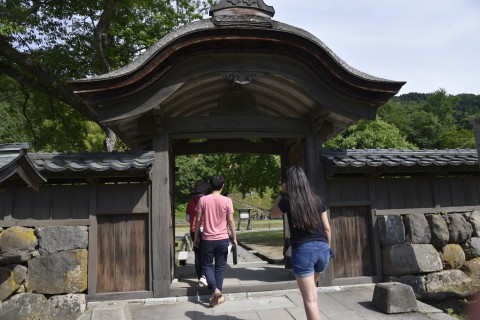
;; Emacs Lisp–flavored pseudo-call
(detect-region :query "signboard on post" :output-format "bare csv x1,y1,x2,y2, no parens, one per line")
237,208,252,230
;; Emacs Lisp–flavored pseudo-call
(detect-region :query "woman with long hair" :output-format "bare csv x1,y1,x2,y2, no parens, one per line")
270,166,332,320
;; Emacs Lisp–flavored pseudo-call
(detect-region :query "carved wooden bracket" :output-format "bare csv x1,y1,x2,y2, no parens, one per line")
210,0,275,17
217,71,265,85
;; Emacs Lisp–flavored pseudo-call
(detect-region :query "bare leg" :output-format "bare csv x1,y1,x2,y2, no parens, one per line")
296,274,321,320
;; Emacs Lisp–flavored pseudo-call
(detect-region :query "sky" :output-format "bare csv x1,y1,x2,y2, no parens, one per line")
269,0,480,95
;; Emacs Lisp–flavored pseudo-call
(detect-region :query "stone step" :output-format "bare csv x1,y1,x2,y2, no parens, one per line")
91,301,132,320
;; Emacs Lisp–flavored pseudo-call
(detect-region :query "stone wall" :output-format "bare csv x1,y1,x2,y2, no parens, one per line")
0,226,88,319
380,211,480,300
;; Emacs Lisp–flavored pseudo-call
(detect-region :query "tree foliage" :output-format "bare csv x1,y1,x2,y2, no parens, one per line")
323,119,416,149
437,129,475,149
174,153,281,216
374,89,480,149
213,153,281,198
0,0,212,151
379,101,442,149
175,153,220,205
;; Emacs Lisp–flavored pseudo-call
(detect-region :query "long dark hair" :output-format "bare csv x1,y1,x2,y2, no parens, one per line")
285,166,323,232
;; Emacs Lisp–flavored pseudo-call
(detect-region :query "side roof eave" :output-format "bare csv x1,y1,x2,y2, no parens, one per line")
0,144,46,191
322,149,480,176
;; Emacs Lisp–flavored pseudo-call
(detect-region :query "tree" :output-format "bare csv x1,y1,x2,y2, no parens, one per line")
0,0,212,151
213,153,281,198
437,129,475,149
323,119,416,149
0,102,30,143
423,88,457,132
380,97,444,149
454,94,480,130
174,153,281,217
380,89,475,149
175,153,220,205
0,73,103,151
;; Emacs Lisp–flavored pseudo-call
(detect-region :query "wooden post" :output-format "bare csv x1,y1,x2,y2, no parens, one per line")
368,175,383,281
151,133,172,297
280,151,292,269
474,118,480,164
87,180,98,296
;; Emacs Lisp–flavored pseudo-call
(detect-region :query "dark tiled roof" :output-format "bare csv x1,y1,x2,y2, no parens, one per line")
28,151,154,173
0,143,46,190
24,149,480,175
322,149,479,169
0,152,21,171
0,143,29,170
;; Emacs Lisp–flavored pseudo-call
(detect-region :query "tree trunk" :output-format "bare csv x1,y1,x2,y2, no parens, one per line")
105,128,117,151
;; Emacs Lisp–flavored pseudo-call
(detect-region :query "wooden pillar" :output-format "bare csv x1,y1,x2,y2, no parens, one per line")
151,133,172,297
305,132,326,197
368,175,383,281
305,131,333,286
87,180,98,296
474,118,480,163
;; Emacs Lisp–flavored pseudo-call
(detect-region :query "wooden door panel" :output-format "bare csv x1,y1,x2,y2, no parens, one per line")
96,215,116,293
97,214,148,293
330,206,373,278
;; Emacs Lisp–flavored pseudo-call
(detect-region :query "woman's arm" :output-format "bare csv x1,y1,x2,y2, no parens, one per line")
269,194,284,219
321,211,331,246
193,210,202,247
270,183,287,219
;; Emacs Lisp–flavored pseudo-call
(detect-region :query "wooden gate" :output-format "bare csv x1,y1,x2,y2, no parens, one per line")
96,214,149,293
329,206,373,278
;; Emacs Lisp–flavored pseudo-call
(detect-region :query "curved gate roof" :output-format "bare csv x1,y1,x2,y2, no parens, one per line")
69,1,405,150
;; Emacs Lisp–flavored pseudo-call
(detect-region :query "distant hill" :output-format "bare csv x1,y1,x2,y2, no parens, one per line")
393,92,431,103
394,92,480,116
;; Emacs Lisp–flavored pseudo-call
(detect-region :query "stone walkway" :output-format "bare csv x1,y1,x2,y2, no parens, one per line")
84,244,456,320
126,285,455,320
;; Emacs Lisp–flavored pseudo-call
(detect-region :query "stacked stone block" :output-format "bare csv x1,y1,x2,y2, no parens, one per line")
0,226,88,319
381,211,480,300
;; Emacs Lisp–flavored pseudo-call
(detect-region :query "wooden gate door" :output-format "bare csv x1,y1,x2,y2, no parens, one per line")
96,214,149,293
329,206,374,278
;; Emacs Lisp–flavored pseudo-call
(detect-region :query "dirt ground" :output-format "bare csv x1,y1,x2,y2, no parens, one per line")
240,242,284,262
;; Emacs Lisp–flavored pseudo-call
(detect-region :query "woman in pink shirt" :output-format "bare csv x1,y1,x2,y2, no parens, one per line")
194,175,237,307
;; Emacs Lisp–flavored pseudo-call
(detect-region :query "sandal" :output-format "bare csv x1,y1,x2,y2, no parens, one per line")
209,291,223,307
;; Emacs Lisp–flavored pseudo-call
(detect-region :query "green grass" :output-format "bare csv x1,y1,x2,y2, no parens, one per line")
236,229,284,247
175,219,283,232
174,189,277,223
229,190,276,212
236,219,283,230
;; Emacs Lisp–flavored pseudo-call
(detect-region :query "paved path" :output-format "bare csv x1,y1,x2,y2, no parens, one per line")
171,243,298,297
126,285,455,320
85,243,456,320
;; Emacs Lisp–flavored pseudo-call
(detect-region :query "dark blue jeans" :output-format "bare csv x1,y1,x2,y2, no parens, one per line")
190,232,203,280
201,238,229,292
291,241,330,278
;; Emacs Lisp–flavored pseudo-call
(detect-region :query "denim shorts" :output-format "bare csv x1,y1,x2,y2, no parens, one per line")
291,241,330,278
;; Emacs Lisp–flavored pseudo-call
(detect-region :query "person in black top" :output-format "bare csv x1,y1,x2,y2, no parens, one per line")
270,166,332,320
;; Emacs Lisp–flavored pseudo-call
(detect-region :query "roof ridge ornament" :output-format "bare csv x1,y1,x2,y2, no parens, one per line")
209,0,275,18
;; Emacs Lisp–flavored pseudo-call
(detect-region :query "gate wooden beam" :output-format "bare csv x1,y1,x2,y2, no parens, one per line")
151,133,172,297
173,139,283,155
165,116,308,138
